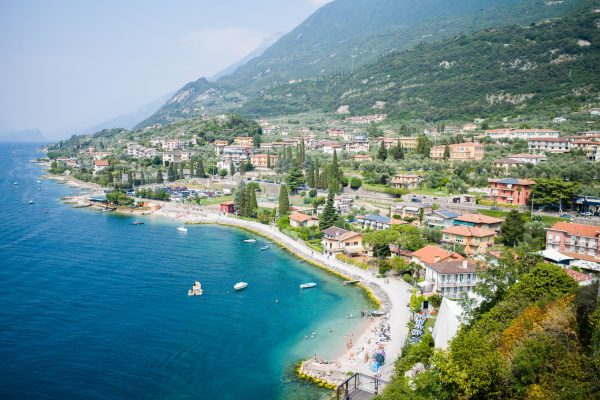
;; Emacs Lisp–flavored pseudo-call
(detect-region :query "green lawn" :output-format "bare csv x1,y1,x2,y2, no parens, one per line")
410,187,448,196
197,195,233,205
478,208,566,227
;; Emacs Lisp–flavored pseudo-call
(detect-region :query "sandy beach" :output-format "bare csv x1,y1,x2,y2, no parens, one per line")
151,202,412,386
48,169,413,387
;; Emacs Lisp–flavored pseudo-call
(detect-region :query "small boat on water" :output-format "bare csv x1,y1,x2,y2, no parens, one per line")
131,220,144,225
13,182,18,185
234,282,248,291
260,246,269,251
177,226,188,233
36,180,41,183
300,282,317,289
28,200,34,204
243,239,256,243
188,281,203,296
343,280,360,286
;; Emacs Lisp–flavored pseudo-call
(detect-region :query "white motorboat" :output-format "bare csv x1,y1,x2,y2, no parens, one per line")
36,180,41,183
243,239,256,243
300,282,317,289
260,246,269,251
13,182,18,185
234,282,248,291
188,281,203,296
177,226,188,233
28,200,34,204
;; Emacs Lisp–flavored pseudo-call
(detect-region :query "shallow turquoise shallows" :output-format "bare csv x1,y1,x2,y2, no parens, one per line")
0,143,370,399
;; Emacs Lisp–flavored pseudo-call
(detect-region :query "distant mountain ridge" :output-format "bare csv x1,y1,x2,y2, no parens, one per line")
137,0,586,128
0,129,46,142
239,4,600,120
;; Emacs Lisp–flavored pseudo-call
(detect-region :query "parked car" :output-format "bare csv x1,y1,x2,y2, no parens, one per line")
559,213,575,220
490,206,502,211
410,197,422,203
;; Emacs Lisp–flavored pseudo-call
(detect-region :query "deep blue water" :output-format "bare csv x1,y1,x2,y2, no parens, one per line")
0,143,370,399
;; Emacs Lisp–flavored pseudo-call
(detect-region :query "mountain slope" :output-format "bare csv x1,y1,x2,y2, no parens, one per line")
139,0,585,128
209,32,284,81
239,5,600,120
220,0,583,91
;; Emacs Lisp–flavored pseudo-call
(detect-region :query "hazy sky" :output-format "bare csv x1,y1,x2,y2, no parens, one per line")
0,0,331,138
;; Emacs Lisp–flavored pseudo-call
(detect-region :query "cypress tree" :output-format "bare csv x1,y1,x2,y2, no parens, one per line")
278,184,290,216
167,164,175,182
377,141,388,161
332,149,341,182
196,159,205,178
179,162,184,179
234,180,248,215
286,146,293,160
229,160,235,177
247,187,258,216
156,170,163,184
285,159,306,193
319,182,337,230
444,144,451,160
307,163,315,188
267,150,272,169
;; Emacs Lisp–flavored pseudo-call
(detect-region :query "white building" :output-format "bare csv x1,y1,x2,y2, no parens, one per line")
484,128,560,140
527,138,570,154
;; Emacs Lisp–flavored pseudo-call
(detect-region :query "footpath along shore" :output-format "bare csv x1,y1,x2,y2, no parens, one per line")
151,202,413,387
45,165,413,388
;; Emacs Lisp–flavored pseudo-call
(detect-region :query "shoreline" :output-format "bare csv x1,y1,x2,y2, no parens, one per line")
49,173,412,388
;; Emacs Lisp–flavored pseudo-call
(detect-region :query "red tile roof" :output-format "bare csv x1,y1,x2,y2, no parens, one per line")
94,160,109,167
289,212,313,223
548,222,600,238
411,245,464,264
442,225,496,238
454,214,503,224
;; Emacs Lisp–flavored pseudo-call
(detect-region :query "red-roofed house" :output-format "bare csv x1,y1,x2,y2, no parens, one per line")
453,213,503,232
546,222,600,263
488,178,535,206
289,212,318,228
410,245,480,298
93,159,109,176
441,226,496,255
321,227,363,257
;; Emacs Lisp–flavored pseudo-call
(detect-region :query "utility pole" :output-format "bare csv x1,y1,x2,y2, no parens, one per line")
530,192,535,219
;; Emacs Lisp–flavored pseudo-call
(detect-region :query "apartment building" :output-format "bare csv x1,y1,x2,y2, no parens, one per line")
527,138,569,154
488,178,535,206
430,142,484,161
546,222,600,263
441,226,496,255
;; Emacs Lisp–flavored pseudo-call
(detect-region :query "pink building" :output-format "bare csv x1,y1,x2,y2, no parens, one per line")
546,222,600,263
488,178,535,206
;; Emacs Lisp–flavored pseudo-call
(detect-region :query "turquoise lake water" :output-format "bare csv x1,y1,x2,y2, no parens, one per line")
0,143,371,399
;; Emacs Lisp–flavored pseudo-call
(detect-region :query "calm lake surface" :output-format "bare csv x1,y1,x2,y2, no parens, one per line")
0,143,370,399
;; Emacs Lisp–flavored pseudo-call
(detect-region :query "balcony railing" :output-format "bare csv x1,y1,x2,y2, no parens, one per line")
336,373,388,400
439,280,476,288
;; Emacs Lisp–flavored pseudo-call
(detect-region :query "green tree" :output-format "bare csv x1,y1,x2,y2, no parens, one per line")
156,170,163,184
278,184,290,216
331,149,342,183
388,141,404,160
532,177,578,209
350,177,362,190
234,180,248,216
443,144,451,160
307,163,315,188
285,159,306,193
196,159,206,178
415,135,432,157
267,150,272,169
377,141,388,161
501,210,525,246
229,160,235,177
363,229,400,258
319,183,337,230
167,164,175,182
247,186,258,216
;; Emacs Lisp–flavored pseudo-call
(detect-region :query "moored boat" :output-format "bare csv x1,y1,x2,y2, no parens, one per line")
260,246,269,251
177,226,187,233
188,281,203,296
243,239,256,243
28,200,34,204
131,220,144,225
343,280,359,286
234,282,248,290
300,282,317,289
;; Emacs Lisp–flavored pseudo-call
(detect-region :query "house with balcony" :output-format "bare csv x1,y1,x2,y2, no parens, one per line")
391,204,433,221
353,154,373,163
354,214,392,231
409,245,479,298
233,136,254,146
488,178,535,206
527,137,569,154
426,210,462,229
484,128,560,140
430,142,484,161
453,213,503,232
250,153,278,169
162,150,196,164
390,174,422,189
93,159,109,176
321,227,364,257
441,226,496,255
289,212,319,228
546,222,600,264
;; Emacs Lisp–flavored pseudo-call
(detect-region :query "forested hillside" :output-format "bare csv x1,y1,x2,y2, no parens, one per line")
139,0,585,128
240,5,600,121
